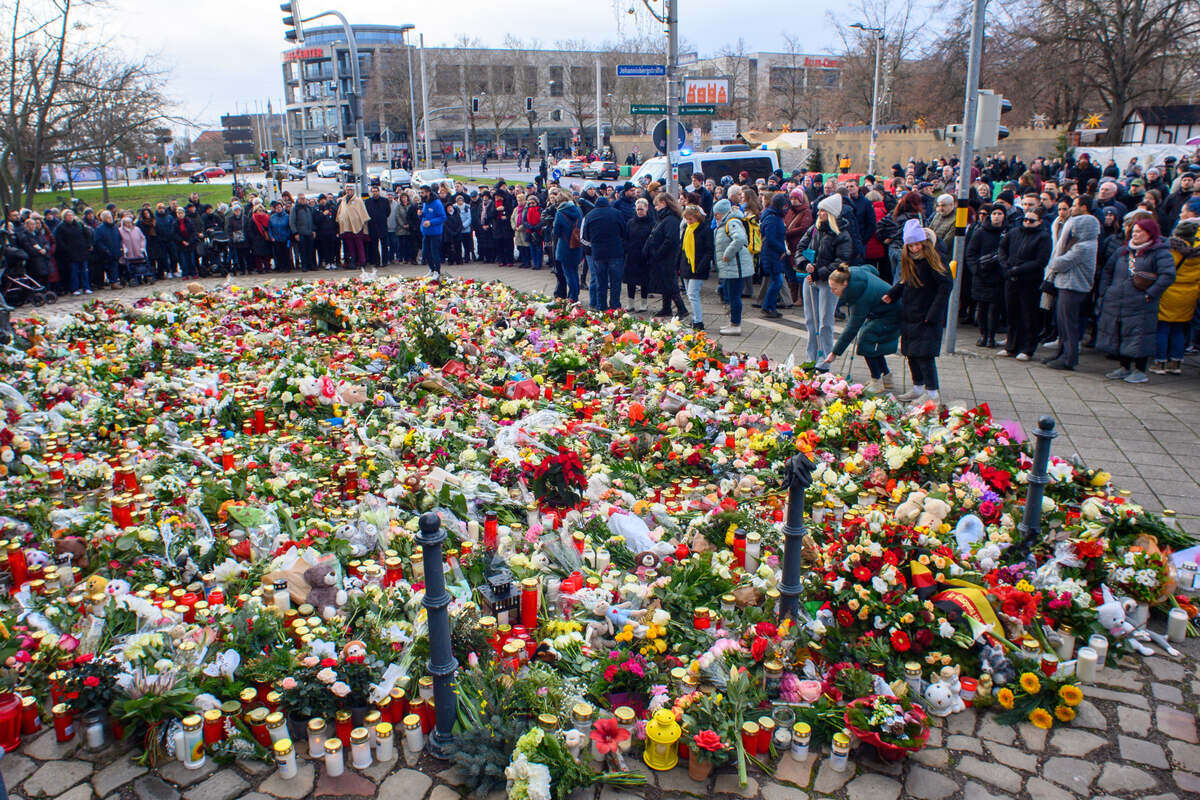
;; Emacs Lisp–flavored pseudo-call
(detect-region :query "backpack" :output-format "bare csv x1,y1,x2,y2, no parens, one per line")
744,215,762,255
569,223,581,249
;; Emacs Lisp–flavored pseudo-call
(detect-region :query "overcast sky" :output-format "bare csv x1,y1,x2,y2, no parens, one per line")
78,0,845,133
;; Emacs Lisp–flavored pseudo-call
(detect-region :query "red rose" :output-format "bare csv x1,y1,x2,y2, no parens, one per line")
889,630,911,652
319,658,337,668
914,628,934,647
692,729,724,752
755,622,778,638
83,675,101,687
750,636,769,662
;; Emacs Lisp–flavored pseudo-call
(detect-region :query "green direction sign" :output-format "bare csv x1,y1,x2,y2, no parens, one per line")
631,104,667,115
680,104,716,115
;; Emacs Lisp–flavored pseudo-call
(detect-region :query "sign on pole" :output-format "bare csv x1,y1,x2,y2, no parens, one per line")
221,114,252,128
617,64,667,77
630,104,667,115
679,104,716,115
683,78,730,105
677,51,698,66
710,120,737,140
652,118,688,154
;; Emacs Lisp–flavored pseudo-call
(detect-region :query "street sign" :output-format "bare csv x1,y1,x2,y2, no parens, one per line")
631,104,667,115
677,51,698,66
652,118,688,154
222,128,253,142
680,105,716,115
224,142,256,155
164,144,175,159
551,168,562,182
617,64,666,77
220,114,252,128
684,78,729,105
710,120,738,140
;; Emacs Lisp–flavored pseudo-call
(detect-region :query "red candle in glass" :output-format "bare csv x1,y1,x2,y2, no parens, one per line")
203,710,225,745
483,512,498,550
725,433,736,449
693,609,711,630
572,533,586,555
20,696,40,735
334,713,353,745
253,409,266,435
221,449,235,471
564,372,576,390
733,531,747,569
52,704,74,743
740,723,759,757
6,546,28,589
520,579,539,629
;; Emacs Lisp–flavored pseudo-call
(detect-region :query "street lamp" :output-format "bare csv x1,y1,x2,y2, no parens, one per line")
399,24,418,169
851,22,885,176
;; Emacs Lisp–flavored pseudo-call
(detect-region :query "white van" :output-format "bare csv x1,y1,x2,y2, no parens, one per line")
631,147,780,186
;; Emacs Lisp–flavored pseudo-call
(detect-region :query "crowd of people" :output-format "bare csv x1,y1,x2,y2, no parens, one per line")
3,147,1198,395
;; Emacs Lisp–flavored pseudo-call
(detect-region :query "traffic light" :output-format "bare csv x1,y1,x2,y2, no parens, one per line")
538,132,549,154
975,90,1011,148
471,97,479,114
260,152,269,170
269,150,279,165
525,96,534,113
281,1,304,44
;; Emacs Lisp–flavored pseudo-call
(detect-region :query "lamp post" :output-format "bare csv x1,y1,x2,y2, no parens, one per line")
420,33,432,169
416,512,458,759
778,454,815,619
400,24,418,170
851,22,885,176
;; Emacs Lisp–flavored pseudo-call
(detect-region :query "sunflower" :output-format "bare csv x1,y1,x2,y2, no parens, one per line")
1058,684,1083,707
1028,707,1054,730
997,688,1015,709
1055,705,1076,723
1019,672,1042,694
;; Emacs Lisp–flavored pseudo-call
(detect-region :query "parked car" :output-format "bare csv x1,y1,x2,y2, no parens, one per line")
554,158,586,177
275,165,306,181
411,169,455,193
582,160,619,180
188,166,226,183
365,165,389,187
388,168,412,191
314,159,343,178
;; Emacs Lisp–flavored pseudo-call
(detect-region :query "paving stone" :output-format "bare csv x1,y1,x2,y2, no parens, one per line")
1168,739,1200,771
946,707,977,735
256,762,315,799
812,759,854,794
1041,756,1099,792
600,789,648,800
182,770,248,800
844,773,901,800
1143,657,1186,682
359,756,397,783
911,747,948,767
24,760,93,797
1026,776,1074,800
904,765,958,800
1157,706,1198,743
235,795,274,800
1096,763,1157,794
133,775,180,800
22,728,79,760
925,727,942,747
1152,682,1184,704
157,759,216,787
376,768,433,800
947,734,982,753
955,756,1021,793
1071,700,1106,730
1176,771,1200,794
1015,722,1046,751
1093,668,1143,690
774,754,816,787
1118,734,1169,768
92,758,148,797
712,772,758,796
1085,686,1149,709
983,741,1037,772
236,759,273,776
762,785,810,800
1,753,38,787
1048,728,1106,757
436,766,466,786
313,769,375,797
975,718,1017,745
657,769,703,795
1116,705,1151,735
428,788,460,800
961,780,1015,800
56,786,94,800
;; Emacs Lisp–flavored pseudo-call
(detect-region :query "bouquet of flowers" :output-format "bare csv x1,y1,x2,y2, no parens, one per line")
1107,545,1172,605
843,694,930,761
527,447,586,508
992,670,1084,730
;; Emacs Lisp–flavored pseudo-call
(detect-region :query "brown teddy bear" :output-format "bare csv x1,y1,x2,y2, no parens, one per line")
304,561,346,619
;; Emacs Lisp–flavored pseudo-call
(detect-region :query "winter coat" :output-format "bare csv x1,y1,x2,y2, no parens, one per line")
1045,214,1099,293
928,210,956,255
581,198,626,261
676,219,714,281
175,217,197,249
796,221,853,282
117,224,147,263
643,206,682,293
966,219,1005,304
784,200,814,256
830,264,900,358
225,211,250,247
489,202,513,237
336,195,370,236
53,220,91,263
289,203,315,236
93,221,121,262
864,200,888,260
875,211,920,252
364,196,392,236
883,255,952,357
999,222,1052,284
552,201,582,268
388,201,411,235
849,193,877,247
267,211,291,243
623,213,655,287
444,207,463,237
1161,220,1200,323
420,197,446,237
757,206,788,277
713,209,754,280
511,208,528,247
612,195,637,223
248,211,272,256
314,204,339,238
1096,240,1176,358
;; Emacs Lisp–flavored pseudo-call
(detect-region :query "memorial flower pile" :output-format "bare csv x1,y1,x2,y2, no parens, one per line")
0,275,1193,791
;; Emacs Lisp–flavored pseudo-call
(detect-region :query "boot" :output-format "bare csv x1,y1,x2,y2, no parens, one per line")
895,385,925,402
986,335,997,348
976,335,987,347
1168,359,1183,375
789,282,801,304
881,373,896,393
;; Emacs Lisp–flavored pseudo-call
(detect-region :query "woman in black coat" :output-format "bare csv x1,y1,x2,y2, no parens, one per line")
623,198,655,310
643,194,685,318
136,208,161,278
966,204,1007,347
883,220,952,405
997,210,1053,359
677,203,714,329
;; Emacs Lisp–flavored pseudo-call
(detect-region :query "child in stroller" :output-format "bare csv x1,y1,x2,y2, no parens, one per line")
1,229,56,308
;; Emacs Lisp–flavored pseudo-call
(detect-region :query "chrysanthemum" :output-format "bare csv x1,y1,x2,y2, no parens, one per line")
1054,705,1076,723
1028,707,1053,730
997,688,1014,709
1058,684,1083,707
1019,672,1041,694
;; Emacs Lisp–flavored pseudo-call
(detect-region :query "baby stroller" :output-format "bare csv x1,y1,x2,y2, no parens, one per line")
126,256,156,286
1,238,56,308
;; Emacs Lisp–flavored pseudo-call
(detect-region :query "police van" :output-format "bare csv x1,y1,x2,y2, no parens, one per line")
631,145,779,186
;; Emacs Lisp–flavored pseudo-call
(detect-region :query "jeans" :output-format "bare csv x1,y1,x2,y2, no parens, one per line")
178,247,197,277
529,235,543,269
422,233,442,274
763,269,784,314
1156,320,1190,361
1054,288,1087,367
367,233,385,265
803,279,837,361
588,256,624,310
562,254,580,301
863,355,890,379
726,276,743,325
295,234,316,271
686,279,704,323
66,260,89,293
908,356,939,391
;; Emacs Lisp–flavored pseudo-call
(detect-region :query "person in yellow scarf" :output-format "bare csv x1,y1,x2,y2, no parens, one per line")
677,204,713,330
336,186,370,267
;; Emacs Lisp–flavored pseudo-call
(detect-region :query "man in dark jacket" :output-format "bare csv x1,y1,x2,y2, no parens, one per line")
54,209,92,294
580,196,627,311
1160,171,1195,233
998,211,1052,360
364,186,392,265
690,172,714,217
93,209,122,287
845,181,876,258
313,195,340,269
758,194,789,319
153,205,179,277
613,183,638,223
289,194,317,271
1069,153,1101,189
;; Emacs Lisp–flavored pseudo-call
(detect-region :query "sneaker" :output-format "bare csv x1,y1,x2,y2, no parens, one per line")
763,310,782,319
718,325,742,335
1167,359,1183,375
1149,360,1168,375
1045,359,1073,371
865,377,884,393
638,298,649,313
1105,366,1132,380
881,373,896,393
1015,353,1031,362
1041,339,1059,349
692,321,704,331
906,390,930,406
895,386,926,402
72,290,81,295
996,350,1014,358
1124,370,1149,384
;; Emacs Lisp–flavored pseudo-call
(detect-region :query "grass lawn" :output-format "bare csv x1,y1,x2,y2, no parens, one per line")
30,183,238,212
447,174,499,187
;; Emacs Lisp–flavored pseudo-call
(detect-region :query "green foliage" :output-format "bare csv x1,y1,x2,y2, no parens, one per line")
450,712,528,795
409,294,456,367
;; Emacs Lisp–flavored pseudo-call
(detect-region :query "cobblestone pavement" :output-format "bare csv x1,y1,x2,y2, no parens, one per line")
6,262,1200,799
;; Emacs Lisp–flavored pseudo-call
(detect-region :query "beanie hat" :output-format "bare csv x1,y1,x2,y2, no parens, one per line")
1186,197,1200,215
817,193,843,217
997,189,1015,206
902,218,928,244
789,188,805,199
713,198,732,217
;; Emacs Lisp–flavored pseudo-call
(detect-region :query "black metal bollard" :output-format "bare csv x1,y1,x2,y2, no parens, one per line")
417,511,459,759
778,453,815,620
1014,416,1056,559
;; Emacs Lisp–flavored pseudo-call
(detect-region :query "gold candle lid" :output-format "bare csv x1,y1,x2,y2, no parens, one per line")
324,737,343,754
350,727,369,744
274,738,294,756
403,714,421,730
203,708,222,723
308,718,327,733
376,722,393,737
182,714,202,731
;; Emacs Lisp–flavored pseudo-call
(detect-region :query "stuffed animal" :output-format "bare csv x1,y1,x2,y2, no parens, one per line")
895,491,928,525
895,491,952,531
1097,585,1179,657
304,562,346,619
923,674,965,717
52,537,89,570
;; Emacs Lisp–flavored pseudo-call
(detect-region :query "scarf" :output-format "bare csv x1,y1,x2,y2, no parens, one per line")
336,195,370,235
682,221,698,269
252,210,270,238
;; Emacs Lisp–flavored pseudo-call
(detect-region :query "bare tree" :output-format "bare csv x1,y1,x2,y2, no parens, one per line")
712,38,755,125
828,0,927,126
366,46,419,160
556,39,597,142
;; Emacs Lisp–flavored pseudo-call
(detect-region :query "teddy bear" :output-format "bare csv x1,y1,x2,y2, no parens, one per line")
895,491,952,531
304,562,347,620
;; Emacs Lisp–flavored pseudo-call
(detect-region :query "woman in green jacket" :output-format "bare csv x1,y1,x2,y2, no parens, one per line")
819,263,901,393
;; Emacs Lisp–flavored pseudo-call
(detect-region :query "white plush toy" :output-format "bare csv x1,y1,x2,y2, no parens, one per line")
895,491,952,531
1096,585,1179,658
923,674,965,717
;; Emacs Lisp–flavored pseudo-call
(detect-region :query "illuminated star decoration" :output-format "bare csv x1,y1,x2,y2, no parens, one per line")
1085,113,1103,129
914,116,926,131
1031,113,1048,129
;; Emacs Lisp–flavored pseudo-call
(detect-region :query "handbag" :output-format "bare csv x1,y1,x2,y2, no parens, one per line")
1131,271,1156,291
230,230,245,244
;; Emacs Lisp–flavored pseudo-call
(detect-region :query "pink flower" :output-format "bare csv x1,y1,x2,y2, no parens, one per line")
279,677,297,690
58,634,79,653
301,656,319,668
316,667,337,684
330,681,351,698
